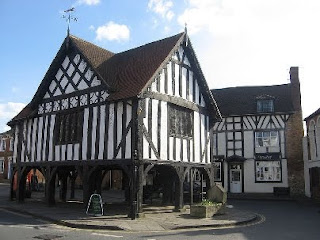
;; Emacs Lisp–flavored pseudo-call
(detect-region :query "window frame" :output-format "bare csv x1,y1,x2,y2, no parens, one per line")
213,162,222,182
255,131,279,148
257,99,274,113
168,104,193,139
54,109,84,145
255,160,282,183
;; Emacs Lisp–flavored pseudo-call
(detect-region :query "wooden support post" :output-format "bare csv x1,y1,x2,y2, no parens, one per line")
137,163,144,213
16,167,26,203
190,168,194,205
45,166,57,206
174,177,184,211
70,170,77,200
59,173,68,202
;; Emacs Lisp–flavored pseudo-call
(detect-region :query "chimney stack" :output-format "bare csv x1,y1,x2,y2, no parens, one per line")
289,66,301,111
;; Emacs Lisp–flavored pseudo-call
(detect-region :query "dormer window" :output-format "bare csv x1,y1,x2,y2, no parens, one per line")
257,99,274,113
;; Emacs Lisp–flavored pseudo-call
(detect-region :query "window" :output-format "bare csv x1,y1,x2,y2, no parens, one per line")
9,138,13,151
55,110,83,145
255,160,281,182
213,162,222,181
0,139,6,151
169,104,193,138
257,99,274,113
0,158,4,173
255,131,278,147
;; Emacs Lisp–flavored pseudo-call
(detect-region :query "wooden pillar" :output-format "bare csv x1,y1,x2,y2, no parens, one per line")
45,166,57,206
82,166,94,207
70,170,77,199
136,163,144,213
59,173,68,202
190,168,194,205
16,167,26,203
174,177,184,211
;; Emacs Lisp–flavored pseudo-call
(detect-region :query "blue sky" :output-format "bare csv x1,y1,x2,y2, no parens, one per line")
1,0,320,132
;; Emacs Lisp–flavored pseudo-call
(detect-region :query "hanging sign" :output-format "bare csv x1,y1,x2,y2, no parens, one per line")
86,194,104,216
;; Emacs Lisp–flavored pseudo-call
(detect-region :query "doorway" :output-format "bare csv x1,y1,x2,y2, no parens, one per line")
229,164,243,193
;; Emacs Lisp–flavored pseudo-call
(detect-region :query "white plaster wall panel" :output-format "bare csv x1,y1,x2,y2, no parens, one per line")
201,114,206,162
213,122,219,131
227,123,233,131
255,147,265,153
74,144,79,161
79,59,87,73
184,55,190,67
268,146,280,153
194,112,200,163
78,80,89,90
235,141,242,149
169,137,174,161
183,138,188,162
181,67,187,99
243,131,254,159
206,116,210,163
143,99,149,160
67,144,73,160
85,69,93,82
48,81,57,94
42,116,48,161
247,116,256,130
65,84,75,94
151,79,157,92
62,56,70,69
190,139,194,162
235,150,242,156
55,145,60,161
91,106,98,160
227,150,233,157
115,102,124,160
275,115,284,128
73,54,80,65
200,95,205,107
20,121,26,163
212,133,217,156
54,87,62,97
195,81,199,105
126,129,131,159
261,116,270,129
174,63,180,97
217,132,226,156
107,103,115,159
178,46,184,60
235,123,241,130
227,142,233,149
160,101,168,160
172,52,179,61
48,115,55,162
72,72,81,85
82,108,89,160
243,117,250,130
218,118,226,131
188,71,194,102
160,69,165,94
280,130,286,158
44,92,50,99
60,76,68,90
13,126,18,163
31,118,38,162
151,100,158,158
176,138,181,161
271,115,281,128
36,117,44,162
61,144,66,161
167,62,173,96
98,105,106,160
67,63,75,77
91,76,101,87
56,69,63,81
235,132,241,140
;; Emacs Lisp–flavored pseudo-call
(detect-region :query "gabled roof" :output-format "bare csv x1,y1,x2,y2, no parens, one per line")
10,32,221,124
304,108,320,121
211,84,294,117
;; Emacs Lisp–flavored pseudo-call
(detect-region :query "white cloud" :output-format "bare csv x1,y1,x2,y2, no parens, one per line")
0,102,26,119
177,0,320,118
89,25,95,31
96,21,130,42
148,0,175,21
77,0,100,6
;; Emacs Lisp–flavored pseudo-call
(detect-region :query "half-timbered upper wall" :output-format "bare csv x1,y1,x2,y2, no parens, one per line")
147,45,207,108
38,53,109,116
212,114,290,159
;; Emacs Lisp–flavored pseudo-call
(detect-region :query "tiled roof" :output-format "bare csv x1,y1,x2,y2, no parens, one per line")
304,108,320,121
9,32,187,123
211,84,294,116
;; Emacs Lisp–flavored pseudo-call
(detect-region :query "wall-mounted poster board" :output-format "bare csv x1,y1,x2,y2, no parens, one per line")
86,194,104,216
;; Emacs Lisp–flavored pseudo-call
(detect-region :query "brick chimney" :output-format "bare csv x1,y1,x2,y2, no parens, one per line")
289,67,302,111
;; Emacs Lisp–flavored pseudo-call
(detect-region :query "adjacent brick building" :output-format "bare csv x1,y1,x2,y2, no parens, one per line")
0,129,13,180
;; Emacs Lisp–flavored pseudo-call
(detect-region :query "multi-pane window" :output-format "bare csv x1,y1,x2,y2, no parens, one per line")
255,160,281,182
0,139,6,151
55,110,83,145
255,131,278,147
169,104,193,138
257,99,274,113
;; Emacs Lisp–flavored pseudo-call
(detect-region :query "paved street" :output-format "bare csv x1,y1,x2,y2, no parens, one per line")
0,183,320,240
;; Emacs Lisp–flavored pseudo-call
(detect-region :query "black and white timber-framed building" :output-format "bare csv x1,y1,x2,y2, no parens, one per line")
210,67,304,195
8,31,222,215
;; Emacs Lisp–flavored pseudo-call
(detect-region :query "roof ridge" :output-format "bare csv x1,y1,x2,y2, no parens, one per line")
212,83,290,91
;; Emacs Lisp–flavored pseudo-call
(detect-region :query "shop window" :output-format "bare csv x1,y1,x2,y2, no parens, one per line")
169,104,193,138
0,139,6,151
255,160,281,182
255,131,278,147
257,99,274,113
54,110,83,145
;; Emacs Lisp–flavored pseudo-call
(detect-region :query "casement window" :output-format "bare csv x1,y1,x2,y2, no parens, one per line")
255,131,278,147
257,99,274,113
213,162,222,182
169,104,193,138
0,139,6,151
9,138,13,151
255,160,281,182
54,110,83,145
